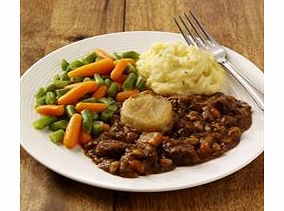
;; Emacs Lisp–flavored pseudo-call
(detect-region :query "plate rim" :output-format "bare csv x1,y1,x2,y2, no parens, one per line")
20,31,264,192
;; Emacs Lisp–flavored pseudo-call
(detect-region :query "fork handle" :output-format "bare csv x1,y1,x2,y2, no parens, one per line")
223,60,264,93
221,61,264,110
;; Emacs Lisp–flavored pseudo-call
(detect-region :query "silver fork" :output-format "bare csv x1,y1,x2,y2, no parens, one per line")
175,12,264,110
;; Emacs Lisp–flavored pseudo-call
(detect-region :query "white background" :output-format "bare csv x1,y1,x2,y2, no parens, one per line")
0,0,20,210
264,0,284,210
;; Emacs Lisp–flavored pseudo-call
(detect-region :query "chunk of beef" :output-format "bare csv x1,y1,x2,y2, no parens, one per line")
95,139,128,157
119,142,158,177
219,115,238,127
163,139,201,165
238,116,252,131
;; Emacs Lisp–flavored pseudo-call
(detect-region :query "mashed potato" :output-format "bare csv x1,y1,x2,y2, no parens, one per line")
136,42,225,95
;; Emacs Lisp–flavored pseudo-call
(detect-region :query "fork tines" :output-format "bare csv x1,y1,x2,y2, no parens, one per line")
174,11,216,49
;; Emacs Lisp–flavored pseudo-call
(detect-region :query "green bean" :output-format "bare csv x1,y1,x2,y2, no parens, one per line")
46,84,57,92
92,112,99,120
70,60,84,68
61,59,69,71
92,121,103,136
122,72,138,91
55,80,70,87
108,82,119,97
82,53,96,64
97,97,115,105
65,66,72,72
49,129,65,144
120,51,140,60
81,110,93,134
33,116,57,130
45,92,57,105
107,97,116,104
100,109,114,122
46,81,69,92
49,120,69,131
34,96,46,108
81,97,96,103
94,74,105,85
96,97,109,104
65,105,76,118
61,72,70,81
135,76,146,91
83,77,92,82
113,52,122,60
125,64,138,74
65,60,84,72
104,79,111,87
55,88,70,98
53,74,60,82
107,104,118,113
101,75,110,80
34,87,46,98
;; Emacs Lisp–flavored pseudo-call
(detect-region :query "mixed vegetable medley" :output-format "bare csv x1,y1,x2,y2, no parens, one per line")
33,49,146,149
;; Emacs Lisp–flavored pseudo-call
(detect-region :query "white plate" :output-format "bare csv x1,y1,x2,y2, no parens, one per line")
20,31,264,192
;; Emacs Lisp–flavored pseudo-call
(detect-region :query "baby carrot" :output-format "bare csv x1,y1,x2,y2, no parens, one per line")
36,105,65,116
79,127,92,144
95,49,115,60
114,58,136,65
58,81,98,105
115,89,140,102
68,58,114,78
116,74,127,84
110,59,129,81
75,102,107,112
65,82,82,89
92,85,108,98
63,113,82,149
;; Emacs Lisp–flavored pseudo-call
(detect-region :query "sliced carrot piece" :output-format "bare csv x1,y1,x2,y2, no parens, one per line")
114,58,136,65
36,105,65,116
75,102,107,112
68,58,114,78
63,113,82,149
95,49,115,60
79,128,92,144
92,85,108,98
58,81,98,105
115,89,140,102
110,59,129,81
65,82,82,89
